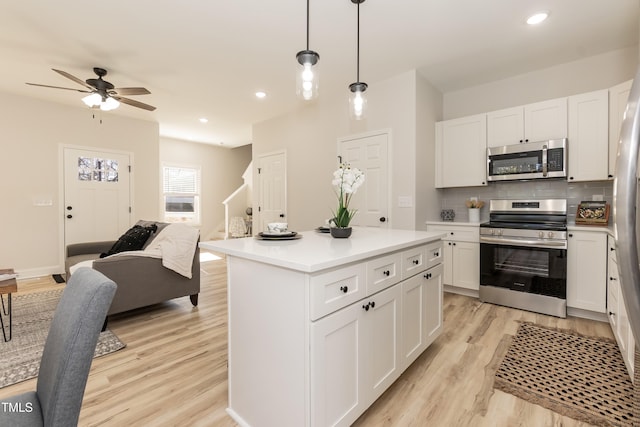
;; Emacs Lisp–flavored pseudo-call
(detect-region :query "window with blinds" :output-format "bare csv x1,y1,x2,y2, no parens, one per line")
162,165,200,224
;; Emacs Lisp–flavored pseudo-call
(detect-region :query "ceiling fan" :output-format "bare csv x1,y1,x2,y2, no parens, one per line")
26,67,156,111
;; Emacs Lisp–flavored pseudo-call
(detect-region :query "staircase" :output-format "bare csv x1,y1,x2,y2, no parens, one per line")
222,162,252,238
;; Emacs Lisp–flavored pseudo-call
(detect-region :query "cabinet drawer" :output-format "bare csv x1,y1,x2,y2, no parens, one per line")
367,252,402,295
427,224,479,242
310,263,367,321
401,246,426,280
424,240,444,270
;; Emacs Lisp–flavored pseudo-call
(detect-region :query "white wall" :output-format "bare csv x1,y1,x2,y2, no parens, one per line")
252,69,442,232
444,46,638,119
0,92,159,277
159,138,252,240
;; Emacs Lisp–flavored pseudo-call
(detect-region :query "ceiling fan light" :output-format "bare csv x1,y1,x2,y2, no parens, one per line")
82,93,102,107
100,97,120,111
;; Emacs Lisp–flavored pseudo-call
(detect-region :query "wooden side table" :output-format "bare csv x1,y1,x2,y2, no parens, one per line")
0,268,18,342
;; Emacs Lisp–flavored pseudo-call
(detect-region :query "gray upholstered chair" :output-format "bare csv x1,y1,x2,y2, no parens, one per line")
0,267,117,427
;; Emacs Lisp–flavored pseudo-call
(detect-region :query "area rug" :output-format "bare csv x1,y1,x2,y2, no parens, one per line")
0,289,126,388
494,322,634,426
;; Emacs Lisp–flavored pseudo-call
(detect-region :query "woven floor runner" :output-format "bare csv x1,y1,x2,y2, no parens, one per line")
494,322,634,426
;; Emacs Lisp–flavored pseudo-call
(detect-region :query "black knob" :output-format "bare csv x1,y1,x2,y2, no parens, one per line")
482,181,486,185
66,214,72,219
448,242,452,246
279,214,285,218
340,286,348,293
611,247,616,251
525,139,529,143
610,277,617,281
450,232,454,235
383,270,390,277
608,174,614,178
609,311,615,316
434,252,439,257
519,139,523,143
413,260,419,265
66,206,72,211
568,233,573,238
379,217,386,223
424,273,432,279
452,242,456,246
569,177,574,180
362,303,370,311
370,301,375,309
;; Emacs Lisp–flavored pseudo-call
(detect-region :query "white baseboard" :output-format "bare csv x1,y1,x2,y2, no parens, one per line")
15,265,63,280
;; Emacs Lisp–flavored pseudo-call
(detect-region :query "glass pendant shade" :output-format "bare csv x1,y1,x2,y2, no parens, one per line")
348,82,368,120
296,50,320,100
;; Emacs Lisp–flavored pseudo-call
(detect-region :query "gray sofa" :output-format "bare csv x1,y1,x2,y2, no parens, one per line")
65,221,200,319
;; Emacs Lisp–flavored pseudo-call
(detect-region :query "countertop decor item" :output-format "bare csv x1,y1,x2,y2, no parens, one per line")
440,209,455,221
331,162,365,237
575,201,609,225
466,199,484,223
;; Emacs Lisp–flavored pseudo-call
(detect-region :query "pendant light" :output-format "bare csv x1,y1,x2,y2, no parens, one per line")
349,0,367,120
296,0,320,100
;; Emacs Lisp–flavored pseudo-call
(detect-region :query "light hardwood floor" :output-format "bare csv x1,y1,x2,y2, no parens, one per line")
0,256,613,426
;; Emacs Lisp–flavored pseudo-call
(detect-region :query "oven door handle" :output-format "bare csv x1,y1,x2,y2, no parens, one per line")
480,235,567,249
542,144,548,177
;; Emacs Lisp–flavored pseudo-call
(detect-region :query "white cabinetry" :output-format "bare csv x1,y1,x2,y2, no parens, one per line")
487,98,567,147
312,251,443,426
426,224,479,292
567,230,607,313
567,90,609,182
435,114,487,188
609,80,633,178
607,236,635,379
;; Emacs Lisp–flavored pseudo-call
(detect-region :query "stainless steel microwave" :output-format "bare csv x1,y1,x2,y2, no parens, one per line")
487,138,567,182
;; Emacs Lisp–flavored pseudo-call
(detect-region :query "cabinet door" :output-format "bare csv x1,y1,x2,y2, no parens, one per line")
524,98,568,142
609,80,633,178
568,90,609,182
400,264,444,369
451,241,480,290
567,231,607,312
487,106,524,147
435,114,487,188
310,303,365,427
442,241,454,285
362,284,402,403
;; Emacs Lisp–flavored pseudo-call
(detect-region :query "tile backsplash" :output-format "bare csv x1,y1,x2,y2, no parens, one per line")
438,179,613,222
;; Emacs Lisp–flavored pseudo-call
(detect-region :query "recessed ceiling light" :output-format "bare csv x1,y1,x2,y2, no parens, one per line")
527,11,549,25
255,91,267,99
199,118,208,123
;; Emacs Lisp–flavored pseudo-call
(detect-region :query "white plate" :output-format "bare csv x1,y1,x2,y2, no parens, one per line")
259,231,297,238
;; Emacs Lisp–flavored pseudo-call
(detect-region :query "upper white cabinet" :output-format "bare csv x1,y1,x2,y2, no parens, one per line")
609,80,633,178
567,90,609,182
487,98,567,147
435,114,487,188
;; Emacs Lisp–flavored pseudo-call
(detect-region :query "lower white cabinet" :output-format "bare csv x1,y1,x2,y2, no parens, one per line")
426,224,479,291
401,264,444,366
607,235,635,379
311,262,442,427
567,230,607,312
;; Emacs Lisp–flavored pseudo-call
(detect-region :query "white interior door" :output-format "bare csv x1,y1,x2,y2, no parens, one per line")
339,132,389,227
257,151,286,232
64,147,131,245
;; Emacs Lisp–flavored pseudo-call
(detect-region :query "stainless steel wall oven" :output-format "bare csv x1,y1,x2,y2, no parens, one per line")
479,199,568,318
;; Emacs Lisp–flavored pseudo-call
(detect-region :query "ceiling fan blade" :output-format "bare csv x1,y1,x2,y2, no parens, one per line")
26,83,92,93
113,96,156,111
52,68,95,90
112,87,151,96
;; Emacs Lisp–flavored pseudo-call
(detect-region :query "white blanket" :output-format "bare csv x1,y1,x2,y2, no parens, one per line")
143,223,200,278
69,223,200,278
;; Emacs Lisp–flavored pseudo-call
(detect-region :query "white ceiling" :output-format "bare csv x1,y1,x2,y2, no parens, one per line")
0,1,637,147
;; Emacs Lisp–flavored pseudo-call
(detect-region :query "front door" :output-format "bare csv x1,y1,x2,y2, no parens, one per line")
257,151,287,232
63,147,131,245
339,132,389,227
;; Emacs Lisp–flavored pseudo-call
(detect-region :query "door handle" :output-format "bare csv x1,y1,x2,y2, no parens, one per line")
379,217,386,223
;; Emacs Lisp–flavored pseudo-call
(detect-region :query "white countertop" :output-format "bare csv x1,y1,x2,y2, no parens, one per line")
200,227,446,273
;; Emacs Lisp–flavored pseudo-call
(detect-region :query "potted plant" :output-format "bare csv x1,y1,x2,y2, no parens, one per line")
331,163,365,238
465,199,484,223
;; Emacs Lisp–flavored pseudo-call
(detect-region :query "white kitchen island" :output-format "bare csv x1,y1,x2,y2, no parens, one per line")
200,227,446,427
